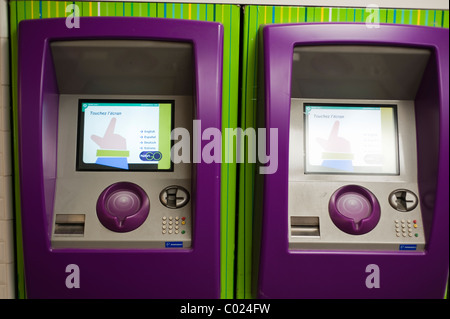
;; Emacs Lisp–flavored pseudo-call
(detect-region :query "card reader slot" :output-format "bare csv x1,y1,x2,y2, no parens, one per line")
55,214,85,235
291,216,320,237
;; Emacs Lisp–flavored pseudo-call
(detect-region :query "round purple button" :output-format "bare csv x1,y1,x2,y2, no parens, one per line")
97,182,150,232
329,185,380,235
336,192,372,223
106,190,141,220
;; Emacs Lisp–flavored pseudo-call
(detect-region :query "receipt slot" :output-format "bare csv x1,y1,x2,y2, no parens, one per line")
18,17,223,298
254,24,448,298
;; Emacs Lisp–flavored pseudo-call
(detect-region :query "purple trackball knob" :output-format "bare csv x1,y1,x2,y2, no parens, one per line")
97,182,150,232
329,185,381,235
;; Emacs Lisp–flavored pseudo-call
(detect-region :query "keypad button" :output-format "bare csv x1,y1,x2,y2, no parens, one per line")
393,219,421,240
161,215,188,235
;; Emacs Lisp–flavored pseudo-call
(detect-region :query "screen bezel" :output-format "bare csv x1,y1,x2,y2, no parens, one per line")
303,103,400,176
76,99,175,172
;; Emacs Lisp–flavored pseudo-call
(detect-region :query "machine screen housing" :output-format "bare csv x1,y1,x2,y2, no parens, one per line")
288,98,425,251
77,99,174,171
304,104,399,175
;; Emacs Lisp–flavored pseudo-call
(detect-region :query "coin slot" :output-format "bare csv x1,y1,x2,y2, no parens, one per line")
54,214,85,235
291,216,320,237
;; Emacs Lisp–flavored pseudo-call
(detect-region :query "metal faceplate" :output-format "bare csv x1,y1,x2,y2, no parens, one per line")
51,94,193,249
288,98,426,251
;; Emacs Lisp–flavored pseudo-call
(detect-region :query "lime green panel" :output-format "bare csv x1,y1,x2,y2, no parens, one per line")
101,2,117,16
157,103,172,170
237,5,258,300
215,3,240,299
96,150,130,157
198,4,206,21
154,3,163,18
132,3,146,17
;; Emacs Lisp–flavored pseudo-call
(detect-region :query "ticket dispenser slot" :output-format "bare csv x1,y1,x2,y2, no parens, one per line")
255,23,448,299
18,17,223,298
54,214,85,235
290,217,320,237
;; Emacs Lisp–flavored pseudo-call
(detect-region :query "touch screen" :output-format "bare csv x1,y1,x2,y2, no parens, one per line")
77,100,173,171
304,104,399,175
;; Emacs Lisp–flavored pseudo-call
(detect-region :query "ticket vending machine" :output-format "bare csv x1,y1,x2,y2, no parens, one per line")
255,23,448,298
18,17,223,298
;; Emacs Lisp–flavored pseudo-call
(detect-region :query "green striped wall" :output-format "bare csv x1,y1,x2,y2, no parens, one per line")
241,6,449,26
9,0,240,299
237,5,449,299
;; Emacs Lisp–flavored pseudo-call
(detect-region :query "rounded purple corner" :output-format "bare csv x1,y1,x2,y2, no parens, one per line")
96,182,150,233
329,185,381,235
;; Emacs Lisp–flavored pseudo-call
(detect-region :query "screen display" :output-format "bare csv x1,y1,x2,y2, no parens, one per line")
304,104,399,175
77,100,173,171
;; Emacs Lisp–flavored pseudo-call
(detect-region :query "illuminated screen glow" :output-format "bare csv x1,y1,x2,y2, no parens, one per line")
304,104,399,175
77,100,173,171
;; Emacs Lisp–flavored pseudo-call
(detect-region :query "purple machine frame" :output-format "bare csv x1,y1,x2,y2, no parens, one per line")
18,17,223,298
257,23,448,298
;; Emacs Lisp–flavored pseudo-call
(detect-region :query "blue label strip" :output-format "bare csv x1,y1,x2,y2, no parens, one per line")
399,244,417,251
165,242,183,248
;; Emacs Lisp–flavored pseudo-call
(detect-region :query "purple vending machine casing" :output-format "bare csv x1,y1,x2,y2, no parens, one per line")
256,23,448,298
18,17,223,298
